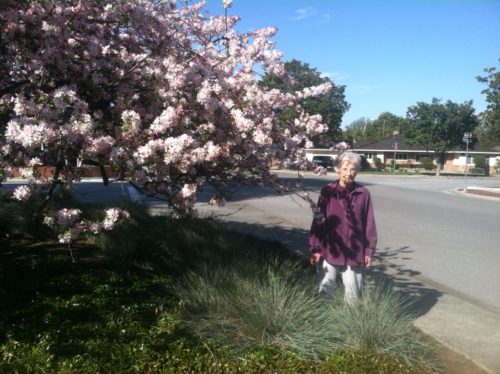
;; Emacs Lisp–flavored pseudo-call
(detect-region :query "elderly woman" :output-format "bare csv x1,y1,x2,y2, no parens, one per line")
308,152,377,303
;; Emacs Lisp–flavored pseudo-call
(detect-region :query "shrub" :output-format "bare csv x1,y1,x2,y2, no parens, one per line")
419,157,434,170
468,167,484,174
473,155,486,169
360,155,371,171
373,157,384,170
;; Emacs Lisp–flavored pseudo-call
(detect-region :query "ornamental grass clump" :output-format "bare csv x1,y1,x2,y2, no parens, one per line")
177,254,435,369
329,278,435,370
176,259,342,359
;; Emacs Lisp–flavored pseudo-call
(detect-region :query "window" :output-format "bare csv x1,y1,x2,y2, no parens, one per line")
395,153,408,160
364,153,375,160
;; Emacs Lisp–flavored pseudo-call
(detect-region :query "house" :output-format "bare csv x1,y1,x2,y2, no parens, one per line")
305,134,500,174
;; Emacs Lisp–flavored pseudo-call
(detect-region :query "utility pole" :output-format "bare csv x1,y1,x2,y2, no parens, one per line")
463,132,472,191
392,130,399,174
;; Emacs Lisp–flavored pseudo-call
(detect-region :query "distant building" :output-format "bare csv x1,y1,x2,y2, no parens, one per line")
305,134,500,174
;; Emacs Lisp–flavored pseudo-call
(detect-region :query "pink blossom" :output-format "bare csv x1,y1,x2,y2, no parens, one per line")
13,185,31,201
180,183,197,199
89,222,102,234
86,136,115,157
335,141,351,151
134,139,166,164
103,208,129,230
1,0,332,217
57,208,82,229
253,129,272,146
18,168,34,180
29,157,43,166
205,141,222,161
231,109,255,133
43,215,55,226
150,107,178,134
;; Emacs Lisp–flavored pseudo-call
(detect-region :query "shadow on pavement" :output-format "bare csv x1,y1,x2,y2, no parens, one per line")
370,246,442,318
197,175,375,204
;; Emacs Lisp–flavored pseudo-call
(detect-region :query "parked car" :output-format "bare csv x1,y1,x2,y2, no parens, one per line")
311,155,334,169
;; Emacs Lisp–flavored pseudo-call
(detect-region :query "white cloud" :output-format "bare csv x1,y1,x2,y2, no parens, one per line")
290,7,317,21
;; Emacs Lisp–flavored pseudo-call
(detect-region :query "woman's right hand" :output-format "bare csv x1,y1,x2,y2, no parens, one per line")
309,252,322,266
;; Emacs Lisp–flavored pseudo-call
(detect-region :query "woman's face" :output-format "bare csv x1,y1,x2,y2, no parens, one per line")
337,161,358,188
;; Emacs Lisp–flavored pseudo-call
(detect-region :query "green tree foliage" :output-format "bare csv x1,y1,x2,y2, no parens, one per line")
473,154,486,169
373,157,384,170
405,98,479,176
343,117,371,140
343,113,406,141
364,112,408,140
476,63,500,146
260,59,350,141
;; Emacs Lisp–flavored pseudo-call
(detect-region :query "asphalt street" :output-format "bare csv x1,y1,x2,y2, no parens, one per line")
356,175,500,312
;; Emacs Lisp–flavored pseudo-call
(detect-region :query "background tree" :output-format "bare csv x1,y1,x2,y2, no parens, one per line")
364,112,407,140
476,63,500,146
405,98,479,176
260,59,350,143
342,117,371,141
473,154,486,169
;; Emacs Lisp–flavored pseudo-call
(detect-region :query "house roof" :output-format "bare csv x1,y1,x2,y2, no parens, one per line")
352,134,500,154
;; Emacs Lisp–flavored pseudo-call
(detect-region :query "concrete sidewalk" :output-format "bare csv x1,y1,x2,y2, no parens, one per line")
378,262,500,374
459,186,500,200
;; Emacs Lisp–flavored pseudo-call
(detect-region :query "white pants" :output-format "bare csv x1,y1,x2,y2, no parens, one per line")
318,260,363,304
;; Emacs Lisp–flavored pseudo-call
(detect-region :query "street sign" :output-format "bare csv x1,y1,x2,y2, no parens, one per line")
463,132,472,139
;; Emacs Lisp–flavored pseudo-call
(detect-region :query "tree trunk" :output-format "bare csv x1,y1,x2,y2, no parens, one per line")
435,162,441,176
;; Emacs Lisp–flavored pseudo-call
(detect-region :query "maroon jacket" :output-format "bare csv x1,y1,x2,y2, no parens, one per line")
308,180,377,266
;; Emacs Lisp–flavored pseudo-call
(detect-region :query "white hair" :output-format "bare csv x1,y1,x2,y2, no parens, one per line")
336,152,361,171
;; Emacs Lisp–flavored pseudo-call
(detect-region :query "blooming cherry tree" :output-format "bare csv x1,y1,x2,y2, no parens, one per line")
1,1,332,220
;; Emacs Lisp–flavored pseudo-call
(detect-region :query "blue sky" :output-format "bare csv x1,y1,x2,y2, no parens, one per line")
204,0,500,128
